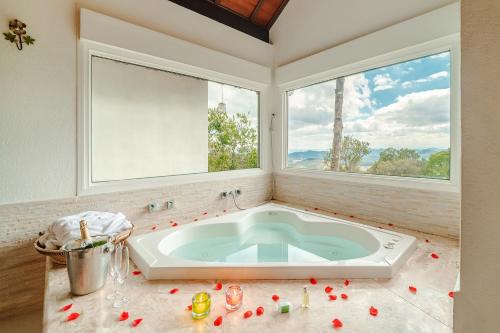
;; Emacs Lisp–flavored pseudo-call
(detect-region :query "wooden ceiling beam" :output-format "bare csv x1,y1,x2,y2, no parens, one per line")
250,0,265,23
266,0,289,30
169,0,269,42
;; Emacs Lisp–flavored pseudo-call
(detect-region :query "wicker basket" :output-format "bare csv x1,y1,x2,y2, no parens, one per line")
34,225,135,265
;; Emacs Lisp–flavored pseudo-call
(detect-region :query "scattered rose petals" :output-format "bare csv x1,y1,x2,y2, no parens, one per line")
349,215,354,218
256,306,264,316
214,316,223,326
132,318,143,327
344,280,350,287
431,253,440,259
243,310,253,319
60,303,73,312
152,224,158,230
132,270,141,276
341,293,348,300
203,212,208,215
171,223,178,227
325,286,333,293
272,294,280,302
448,291,455,298
66,312,80,321
369,306,378,317
186,305,192,311
388,223,394,227
425,239,430,243
310,278,318,285
314,207,319,210
119,311,129,321
194,218,198,222
332,318,343,329
214,282,223,291
328,295,337,301
409,286,417,294
169,288,179,294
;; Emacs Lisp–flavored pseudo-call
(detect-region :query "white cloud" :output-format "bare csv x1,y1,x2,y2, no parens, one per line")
373,73,399,91
402,70,449,89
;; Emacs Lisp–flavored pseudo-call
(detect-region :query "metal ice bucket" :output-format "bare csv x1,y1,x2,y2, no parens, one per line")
62,237,112,295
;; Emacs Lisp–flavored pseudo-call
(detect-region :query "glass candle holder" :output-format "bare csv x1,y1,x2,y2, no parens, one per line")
192,292,211,319
225,285,243,311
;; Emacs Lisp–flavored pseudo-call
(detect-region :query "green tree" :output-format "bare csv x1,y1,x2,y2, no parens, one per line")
324,136,370,172
424,149,450,179
369,147,426,177
208,107,258,172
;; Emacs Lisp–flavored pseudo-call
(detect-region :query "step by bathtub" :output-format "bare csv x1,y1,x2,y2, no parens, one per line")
127,204,416,279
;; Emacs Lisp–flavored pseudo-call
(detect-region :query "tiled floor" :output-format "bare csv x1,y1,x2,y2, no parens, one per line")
43,206,459,332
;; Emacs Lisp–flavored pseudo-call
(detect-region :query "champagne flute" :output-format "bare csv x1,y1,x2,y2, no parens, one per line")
113,244,129,308
106,243,120,300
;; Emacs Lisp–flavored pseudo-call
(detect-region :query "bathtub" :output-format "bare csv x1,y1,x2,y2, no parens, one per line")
127,204,416,279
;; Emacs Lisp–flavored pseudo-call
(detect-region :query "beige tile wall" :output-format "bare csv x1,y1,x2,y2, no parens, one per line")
0,174,272,319
274,173,460,238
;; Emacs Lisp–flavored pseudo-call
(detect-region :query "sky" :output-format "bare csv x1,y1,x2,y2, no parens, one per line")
287,51,451,152
208,81,259,128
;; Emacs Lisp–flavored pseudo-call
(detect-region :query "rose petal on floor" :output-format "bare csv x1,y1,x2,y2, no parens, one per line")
344,280,350,287
431,253,440,259
60,303,72,312
169,288,179,294
272,294,280,302
256,306,264,316
186,305,192,311
119,311,129,321
409,286,417,294
332,318,343,328
369,306,378,317
243,310,253,319
132,271,141,276
341,293,348,300
325,286,333,293
310,278,317,285
328,294,337,301
66,312,80,321
213,282,223,291
214,316,223,326
448,291,455,298
131,318,143,327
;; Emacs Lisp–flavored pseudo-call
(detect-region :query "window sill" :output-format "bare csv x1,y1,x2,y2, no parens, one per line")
78,168,270,196
275,168,460,193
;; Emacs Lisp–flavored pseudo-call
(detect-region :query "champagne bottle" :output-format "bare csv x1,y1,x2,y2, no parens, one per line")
79,220,93,248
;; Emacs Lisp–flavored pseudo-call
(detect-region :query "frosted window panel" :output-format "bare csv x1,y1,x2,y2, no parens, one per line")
91,57,208,182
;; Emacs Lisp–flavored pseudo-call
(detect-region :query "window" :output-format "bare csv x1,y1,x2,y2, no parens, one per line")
286,51,452,180
90,56,259,183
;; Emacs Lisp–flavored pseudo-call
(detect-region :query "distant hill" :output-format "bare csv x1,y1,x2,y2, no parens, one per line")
288,148,446,169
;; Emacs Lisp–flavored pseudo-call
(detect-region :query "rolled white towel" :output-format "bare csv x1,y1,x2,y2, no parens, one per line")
40,211,132,248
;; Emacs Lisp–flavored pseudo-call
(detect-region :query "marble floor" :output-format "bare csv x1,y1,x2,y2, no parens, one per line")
44,206,459,333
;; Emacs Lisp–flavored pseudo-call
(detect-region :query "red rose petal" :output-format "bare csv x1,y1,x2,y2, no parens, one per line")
203,212,208,215
60,303,73,312
186,305,192,311
66,312,80,321
194,218,198,222
256,306,264,316
409,286,417,294
341,293,348,300
223,209,227,213
169,288,179,294
131,318,143,327
310,278,317,285
425,239,430,243
325,286,333,293
119,311,129,321
272,294,280,302
132,270,141,276
243,310,253,319
152,224,158,230
431,253,440,259
349,215,354,218
214,282,223,291
369,306,378,317
328,294,337,301
448,291,455,298
344,280,350,286
214,316,223,326
332,318,343,328
171,223,178,227
388,223,394,227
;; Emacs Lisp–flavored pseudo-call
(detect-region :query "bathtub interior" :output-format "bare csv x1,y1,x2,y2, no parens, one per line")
159,210,381,263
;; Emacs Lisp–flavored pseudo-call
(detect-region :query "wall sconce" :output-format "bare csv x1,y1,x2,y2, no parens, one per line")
3,19,35,50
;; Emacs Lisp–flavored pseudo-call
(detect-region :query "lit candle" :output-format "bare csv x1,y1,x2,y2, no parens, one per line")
192,292,211,319
225,285,243,311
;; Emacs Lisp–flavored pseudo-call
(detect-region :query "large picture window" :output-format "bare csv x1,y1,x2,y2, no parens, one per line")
91,56,259,183
286,51,451,180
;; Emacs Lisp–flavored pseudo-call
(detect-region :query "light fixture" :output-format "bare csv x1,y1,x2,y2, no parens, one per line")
3,19,35,50
217,84,226,112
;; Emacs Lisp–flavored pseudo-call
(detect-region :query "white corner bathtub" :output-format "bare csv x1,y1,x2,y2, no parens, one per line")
127,204,416,280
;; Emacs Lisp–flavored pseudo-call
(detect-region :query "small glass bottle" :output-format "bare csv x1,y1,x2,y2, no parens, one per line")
276,301,293,313
302,285,310,308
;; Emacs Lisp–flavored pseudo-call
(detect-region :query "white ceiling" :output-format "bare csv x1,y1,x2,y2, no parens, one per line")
270,0,459,66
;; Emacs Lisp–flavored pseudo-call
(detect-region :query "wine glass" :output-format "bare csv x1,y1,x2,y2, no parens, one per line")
112,244,129,308
106,243,120,300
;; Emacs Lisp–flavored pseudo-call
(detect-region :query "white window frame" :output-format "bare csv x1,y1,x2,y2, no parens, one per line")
77,40,269,195
277,35,461,193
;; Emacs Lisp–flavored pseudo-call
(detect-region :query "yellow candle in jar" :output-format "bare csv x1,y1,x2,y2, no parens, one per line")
192,292,211,319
